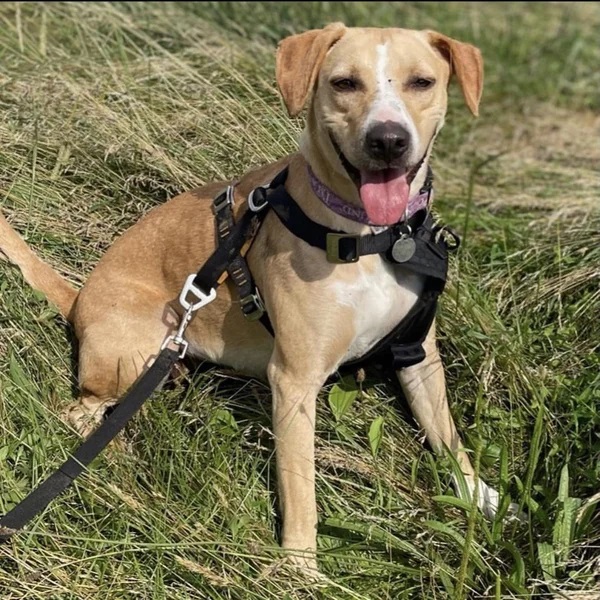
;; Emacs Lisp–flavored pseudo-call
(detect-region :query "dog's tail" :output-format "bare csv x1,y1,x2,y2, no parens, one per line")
0,211,78,319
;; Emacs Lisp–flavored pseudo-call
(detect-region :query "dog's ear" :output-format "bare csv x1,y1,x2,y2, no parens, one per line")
276,22,346,117
427,31,483,117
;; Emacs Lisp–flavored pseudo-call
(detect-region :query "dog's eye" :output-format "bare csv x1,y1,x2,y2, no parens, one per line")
409,77,435,90
331,78,358,92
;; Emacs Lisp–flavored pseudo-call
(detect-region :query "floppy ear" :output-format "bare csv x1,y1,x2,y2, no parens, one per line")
427,31,484,117
276,22,346,117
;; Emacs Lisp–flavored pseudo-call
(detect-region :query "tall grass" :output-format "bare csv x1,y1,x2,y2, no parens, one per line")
0,2,598,598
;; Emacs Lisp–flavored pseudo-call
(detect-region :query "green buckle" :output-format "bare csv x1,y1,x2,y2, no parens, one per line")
326,233,360,264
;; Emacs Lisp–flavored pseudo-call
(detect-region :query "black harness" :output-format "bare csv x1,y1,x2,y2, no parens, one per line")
0,166,458,543
211,166,458,369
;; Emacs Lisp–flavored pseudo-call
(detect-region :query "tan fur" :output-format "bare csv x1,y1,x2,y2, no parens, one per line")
0,26,486,574
276,22,346,117
0,212,77,317
427,31,484,116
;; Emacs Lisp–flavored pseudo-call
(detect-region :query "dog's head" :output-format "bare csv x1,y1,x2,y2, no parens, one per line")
276,24,483,225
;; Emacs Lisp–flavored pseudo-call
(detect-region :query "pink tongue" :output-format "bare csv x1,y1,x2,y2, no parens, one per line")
359,169,409,226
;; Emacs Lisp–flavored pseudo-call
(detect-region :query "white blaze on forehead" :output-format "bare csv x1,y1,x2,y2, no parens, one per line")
365,42,420,161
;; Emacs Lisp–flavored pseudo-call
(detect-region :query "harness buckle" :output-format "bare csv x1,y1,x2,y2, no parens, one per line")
240,290,265,321
326,233,360,264
179,274,217,312
248,187,269,212
212,186,235,215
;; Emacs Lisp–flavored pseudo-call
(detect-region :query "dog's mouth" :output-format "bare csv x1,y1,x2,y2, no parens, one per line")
330,134,421,226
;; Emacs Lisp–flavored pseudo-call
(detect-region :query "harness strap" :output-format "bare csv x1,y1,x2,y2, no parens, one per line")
266,183,400,263
389,290,439,369
190,204,268,296
212,188,274,335
345,288,439,370
191,168,290,297
263,180,456,273
0,347,180,543
253,168,459,370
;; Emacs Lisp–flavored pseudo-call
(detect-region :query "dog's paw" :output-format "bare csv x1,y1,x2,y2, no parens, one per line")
456,476,527,522
284,552,325,582
259,554,329,584
61,400,117,439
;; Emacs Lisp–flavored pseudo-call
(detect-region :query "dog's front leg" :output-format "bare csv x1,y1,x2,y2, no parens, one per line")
267,347,325,573
397,321,509,519
397,321,473,471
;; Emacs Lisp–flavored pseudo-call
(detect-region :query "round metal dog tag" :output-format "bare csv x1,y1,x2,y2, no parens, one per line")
391,237,416,263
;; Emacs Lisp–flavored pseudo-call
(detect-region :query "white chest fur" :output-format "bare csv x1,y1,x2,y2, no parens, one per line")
330,256,425,364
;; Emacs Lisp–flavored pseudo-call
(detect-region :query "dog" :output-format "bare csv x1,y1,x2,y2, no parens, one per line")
1,24,500,573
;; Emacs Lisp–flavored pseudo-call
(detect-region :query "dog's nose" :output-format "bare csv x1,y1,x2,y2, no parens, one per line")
365,122,410,163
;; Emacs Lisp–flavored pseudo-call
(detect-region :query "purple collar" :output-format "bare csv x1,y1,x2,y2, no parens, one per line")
308,165,431,225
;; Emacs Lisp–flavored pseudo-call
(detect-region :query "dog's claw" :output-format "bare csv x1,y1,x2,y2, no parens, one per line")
61,401,104,438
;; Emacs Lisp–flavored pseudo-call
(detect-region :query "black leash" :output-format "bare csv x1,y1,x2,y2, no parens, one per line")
0,347,180,543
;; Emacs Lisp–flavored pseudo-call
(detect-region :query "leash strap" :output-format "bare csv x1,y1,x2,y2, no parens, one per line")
0,348,180,543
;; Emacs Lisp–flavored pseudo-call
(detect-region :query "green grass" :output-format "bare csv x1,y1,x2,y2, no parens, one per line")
0,2,599,598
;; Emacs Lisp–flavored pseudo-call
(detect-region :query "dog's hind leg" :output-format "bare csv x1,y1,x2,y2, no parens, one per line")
65,303,177,437
396,321,512,520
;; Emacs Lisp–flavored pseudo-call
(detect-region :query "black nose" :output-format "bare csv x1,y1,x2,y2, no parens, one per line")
364,121,410,163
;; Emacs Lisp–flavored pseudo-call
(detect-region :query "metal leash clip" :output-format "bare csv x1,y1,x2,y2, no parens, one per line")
161,274,217,359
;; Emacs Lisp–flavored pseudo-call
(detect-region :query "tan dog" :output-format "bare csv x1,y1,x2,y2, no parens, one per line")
1,24,497,572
